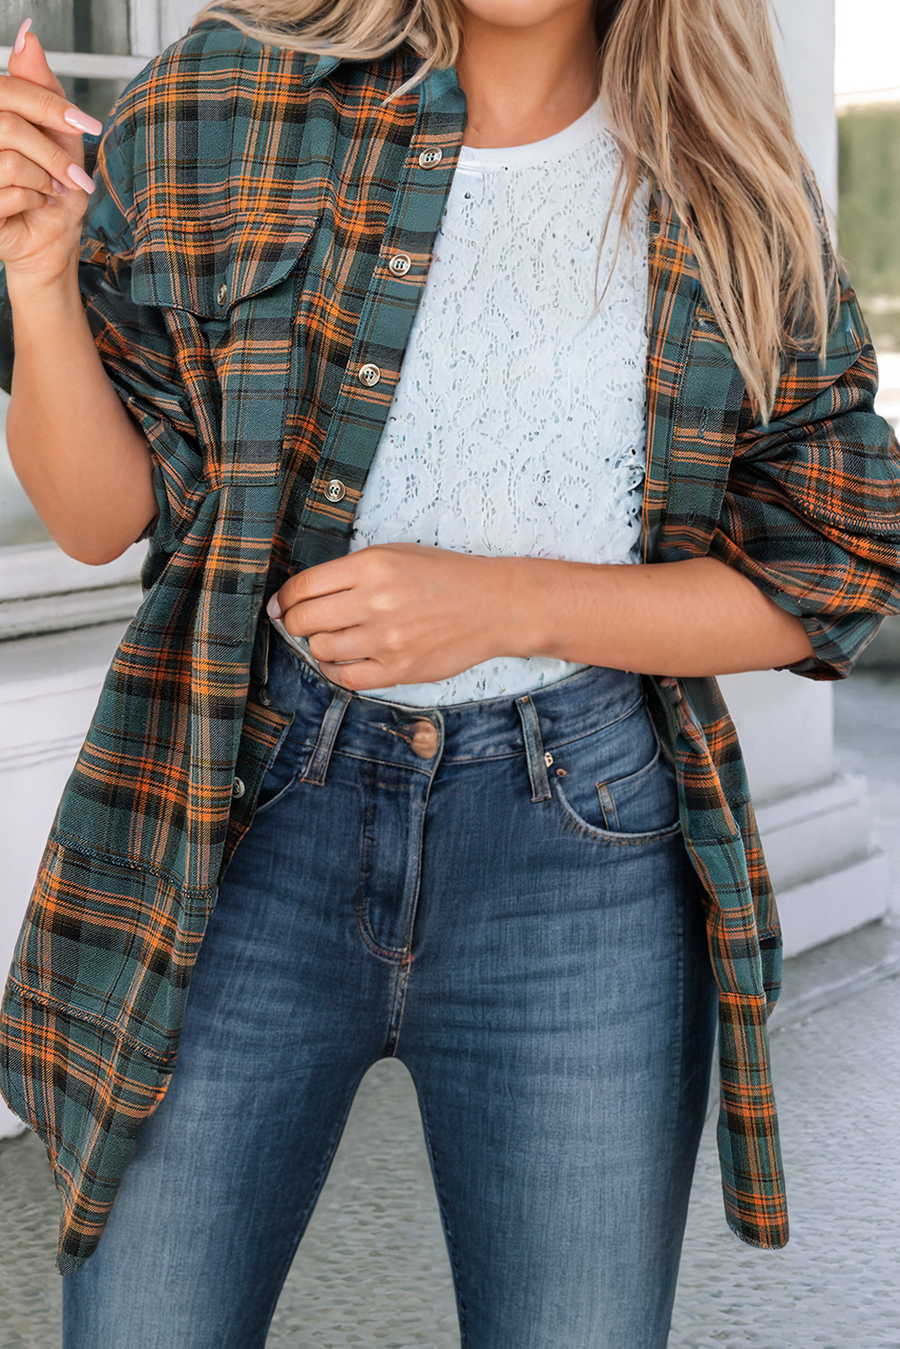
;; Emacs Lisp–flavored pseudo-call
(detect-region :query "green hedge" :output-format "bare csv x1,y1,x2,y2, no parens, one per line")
839,104,900,347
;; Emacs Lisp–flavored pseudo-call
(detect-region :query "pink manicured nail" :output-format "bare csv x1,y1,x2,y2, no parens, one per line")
66,163,95,194
50,177,69,196
266,595,282,620
13,18,32,55
63,107,104,135
43,195,55,206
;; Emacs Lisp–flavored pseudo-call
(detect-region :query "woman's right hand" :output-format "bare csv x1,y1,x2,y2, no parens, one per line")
0,19,104,287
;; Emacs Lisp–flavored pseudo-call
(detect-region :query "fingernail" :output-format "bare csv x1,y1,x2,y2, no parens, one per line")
50,177,69,196
63,107,104,135
43,195,55,206
13,18,32,55
65,162,95,194
266,595,282,620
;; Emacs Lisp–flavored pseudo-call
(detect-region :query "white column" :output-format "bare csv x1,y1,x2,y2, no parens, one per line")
720,0,888,958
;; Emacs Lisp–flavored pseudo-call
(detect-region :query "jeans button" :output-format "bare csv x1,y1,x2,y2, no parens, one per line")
409,720,439,759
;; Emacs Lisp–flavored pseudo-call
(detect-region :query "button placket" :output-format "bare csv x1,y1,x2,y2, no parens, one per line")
288,72,465,577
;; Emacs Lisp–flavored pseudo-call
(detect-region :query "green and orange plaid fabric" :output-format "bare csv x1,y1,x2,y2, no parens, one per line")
2,21,900,1274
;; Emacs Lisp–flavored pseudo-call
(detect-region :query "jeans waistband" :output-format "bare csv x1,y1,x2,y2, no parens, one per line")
261,619,646,782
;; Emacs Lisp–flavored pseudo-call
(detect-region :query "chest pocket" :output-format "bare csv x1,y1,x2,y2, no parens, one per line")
131,213,317,485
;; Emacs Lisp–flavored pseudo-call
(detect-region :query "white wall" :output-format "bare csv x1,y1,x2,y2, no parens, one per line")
772,0,838,215
835,0,900,97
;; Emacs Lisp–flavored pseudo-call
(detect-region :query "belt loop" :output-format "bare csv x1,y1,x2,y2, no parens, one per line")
515,694,551,803
302,686,352,786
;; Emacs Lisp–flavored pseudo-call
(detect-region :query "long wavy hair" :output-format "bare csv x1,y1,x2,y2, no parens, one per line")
190,0,838,423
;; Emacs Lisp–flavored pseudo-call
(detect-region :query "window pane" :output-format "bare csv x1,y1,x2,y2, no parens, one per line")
3,1,130,55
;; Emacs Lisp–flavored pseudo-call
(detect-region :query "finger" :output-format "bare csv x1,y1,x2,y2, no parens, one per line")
5,32,103,141
315,659,387,693
0,146,65,196
269,555,360,616
0,182,54,216
0,112,93,192
8,20,66,100
280,590,360,638
307,627,367,665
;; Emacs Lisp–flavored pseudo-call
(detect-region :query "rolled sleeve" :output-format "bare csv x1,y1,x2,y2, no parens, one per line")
0,80,208,565
709,288,900,680
77,107,208,560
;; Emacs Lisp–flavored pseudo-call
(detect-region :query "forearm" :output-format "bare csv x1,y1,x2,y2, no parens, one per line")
501,554,815,677
5,264,157,565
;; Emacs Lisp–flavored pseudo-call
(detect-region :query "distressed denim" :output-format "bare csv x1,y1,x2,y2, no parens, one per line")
63,630,718,1349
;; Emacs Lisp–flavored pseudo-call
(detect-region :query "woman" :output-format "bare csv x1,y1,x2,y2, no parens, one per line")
1,1,898,1345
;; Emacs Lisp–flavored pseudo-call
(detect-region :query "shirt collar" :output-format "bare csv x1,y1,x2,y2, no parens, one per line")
305,52,342,86
304,42,461,96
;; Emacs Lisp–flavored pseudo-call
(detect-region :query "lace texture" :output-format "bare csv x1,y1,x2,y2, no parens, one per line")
349,98,650,705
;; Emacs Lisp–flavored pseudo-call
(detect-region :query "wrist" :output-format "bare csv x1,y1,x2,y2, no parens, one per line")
490,555,560,660
5,259,85,349
5,251,81,309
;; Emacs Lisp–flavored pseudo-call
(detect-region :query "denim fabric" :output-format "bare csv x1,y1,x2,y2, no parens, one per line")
63,633,718,1349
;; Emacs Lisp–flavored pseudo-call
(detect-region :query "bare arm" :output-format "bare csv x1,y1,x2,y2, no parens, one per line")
497,552,815,675
1,25,157,566
268,543,815,687
6,267,157,565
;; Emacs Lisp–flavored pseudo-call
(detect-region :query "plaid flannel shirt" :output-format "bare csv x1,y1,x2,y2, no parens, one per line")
2,21,900,1276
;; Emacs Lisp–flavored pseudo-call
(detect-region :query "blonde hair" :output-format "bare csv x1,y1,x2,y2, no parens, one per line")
191,0,838,423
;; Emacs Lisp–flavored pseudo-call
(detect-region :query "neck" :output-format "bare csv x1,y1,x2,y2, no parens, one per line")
455,6,601,149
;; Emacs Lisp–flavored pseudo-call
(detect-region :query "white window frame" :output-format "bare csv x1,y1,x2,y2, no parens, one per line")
0,0,193,639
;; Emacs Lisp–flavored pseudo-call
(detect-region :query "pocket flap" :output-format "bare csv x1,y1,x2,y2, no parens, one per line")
131,213,317,314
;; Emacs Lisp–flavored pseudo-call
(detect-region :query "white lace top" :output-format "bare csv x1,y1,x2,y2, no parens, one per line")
349,95,650,705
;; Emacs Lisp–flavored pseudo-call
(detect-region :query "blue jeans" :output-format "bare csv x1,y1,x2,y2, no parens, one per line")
63,631,717,1349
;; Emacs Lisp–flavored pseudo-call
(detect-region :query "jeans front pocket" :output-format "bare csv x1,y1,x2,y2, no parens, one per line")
253,733,302,817
551,700,681,845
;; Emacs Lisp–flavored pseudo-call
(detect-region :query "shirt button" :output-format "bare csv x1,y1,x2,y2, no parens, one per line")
325,479,346,503
216,282,228,307
232,776,245,798
358,362,381,387
417,147,443,168
388,252,412,276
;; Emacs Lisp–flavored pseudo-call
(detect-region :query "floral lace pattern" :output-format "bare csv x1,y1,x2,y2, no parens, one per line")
349,97,650,705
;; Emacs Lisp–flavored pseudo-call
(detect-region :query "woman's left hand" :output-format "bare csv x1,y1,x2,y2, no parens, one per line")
267,543,527,690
